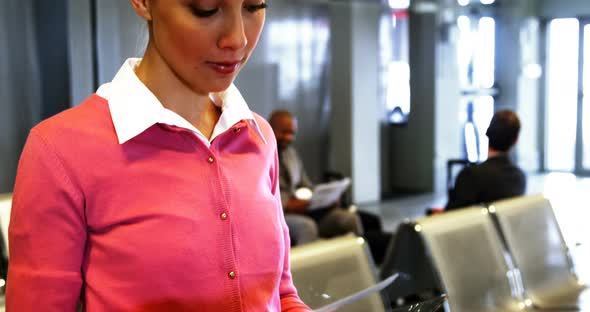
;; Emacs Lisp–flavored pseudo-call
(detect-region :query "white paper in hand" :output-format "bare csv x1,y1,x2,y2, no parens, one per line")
308,178,351,210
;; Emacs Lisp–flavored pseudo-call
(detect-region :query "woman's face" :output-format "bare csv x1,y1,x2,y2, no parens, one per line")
142,0,266,94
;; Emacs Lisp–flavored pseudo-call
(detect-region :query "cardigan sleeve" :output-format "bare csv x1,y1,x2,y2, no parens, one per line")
7,129,87,311
271,149,312,312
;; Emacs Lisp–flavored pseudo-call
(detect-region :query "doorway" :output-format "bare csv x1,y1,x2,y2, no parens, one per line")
545,18,590,175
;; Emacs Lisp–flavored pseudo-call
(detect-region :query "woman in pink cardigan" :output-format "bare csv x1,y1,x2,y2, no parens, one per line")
7,0,311,311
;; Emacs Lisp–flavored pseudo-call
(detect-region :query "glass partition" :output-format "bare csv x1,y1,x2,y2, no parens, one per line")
380,9,410,124
583,24,590,170
545,18,579,171
457,14,496,162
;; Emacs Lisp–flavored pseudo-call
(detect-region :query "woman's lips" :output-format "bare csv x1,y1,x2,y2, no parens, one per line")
207,61,241,75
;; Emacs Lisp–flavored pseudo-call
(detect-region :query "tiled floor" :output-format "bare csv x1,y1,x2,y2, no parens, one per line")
360,172,590,281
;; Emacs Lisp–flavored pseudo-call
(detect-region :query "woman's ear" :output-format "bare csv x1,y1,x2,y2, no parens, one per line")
129,0,153,21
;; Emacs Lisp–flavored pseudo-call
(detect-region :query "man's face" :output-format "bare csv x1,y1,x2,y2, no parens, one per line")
273,116,298,150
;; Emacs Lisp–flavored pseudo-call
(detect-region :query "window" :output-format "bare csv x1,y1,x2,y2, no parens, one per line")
545,18,579,171
457,15,496,161
380,9,410,124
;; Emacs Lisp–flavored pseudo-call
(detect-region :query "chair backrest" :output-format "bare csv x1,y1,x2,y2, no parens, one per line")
416,207,525,312
0,193,11,257
490,195,581,297
290,235,385,312
380,222,443,304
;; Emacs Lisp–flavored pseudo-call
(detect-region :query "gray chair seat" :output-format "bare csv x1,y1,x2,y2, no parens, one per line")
290,234,386,312
414,207,532,312
531,286,590,309
490,195,589,310
451,303,527,312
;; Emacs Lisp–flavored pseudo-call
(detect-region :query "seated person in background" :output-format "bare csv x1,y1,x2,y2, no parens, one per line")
269,110,361,242
446,110,526,210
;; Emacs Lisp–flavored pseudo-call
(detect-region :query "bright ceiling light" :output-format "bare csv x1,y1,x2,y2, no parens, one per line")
458,0,470,6
480,0,495,4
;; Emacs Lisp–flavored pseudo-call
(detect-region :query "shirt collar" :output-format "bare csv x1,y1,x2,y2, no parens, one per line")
97,58,266,145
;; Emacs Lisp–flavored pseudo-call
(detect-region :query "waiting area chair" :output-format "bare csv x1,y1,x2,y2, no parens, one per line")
415,207,531,312
289,235,386,312
382,206,532,312
490,195,590,310
380,221,442,306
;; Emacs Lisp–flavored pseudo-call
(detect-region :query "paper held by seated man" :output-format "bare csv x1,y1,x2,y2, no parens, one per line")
295,178,351,211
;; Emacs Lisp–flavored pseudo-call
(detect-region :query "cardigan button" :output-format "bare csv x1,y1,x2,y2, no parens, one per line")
234,127,241,133
207,156,214,164
228,271,236,279
220,212,228,220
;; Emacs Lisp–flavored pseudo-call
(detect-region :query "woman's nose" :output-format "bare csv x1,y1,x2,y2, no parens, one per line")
218,12,248,50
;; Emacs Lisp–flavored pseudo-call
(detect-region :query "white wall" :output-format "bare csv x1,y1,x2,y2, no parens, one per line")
435,31,462,194
330,2,381,204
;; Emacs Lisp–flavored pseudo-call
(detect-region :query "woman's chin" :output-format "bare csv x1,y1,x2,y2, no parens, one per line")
191,78,235,95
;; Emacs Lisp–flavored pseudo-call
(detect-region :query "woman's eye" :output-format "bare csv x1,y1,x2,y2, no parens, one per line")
245,2,267,13
191,6,219,18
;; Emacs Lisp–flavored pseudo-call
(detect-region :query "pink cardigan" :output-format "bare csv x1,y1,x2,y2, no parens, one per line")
7,95,311,312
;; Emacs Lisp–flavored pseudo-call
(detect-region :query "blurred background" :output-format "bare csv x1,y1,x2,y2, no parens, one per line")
1,0,589,216
3,1,590,310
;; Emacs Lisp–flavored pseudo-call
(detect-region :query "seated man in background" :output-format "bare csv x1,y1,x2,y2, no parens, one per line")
446,110,526,210
269,110,361,243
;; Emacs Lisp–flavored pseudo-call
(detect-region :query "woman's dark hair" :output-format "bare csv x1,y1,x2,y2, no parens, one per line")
485,110,521,152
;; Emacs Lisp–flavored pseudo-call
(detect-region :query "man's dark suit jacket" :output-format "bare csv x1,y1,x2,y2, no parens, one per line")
446,154,526,210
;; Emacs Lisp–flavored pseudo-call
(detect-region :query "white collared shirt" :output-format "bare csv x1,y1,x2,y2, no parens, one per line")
96,58,266,147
